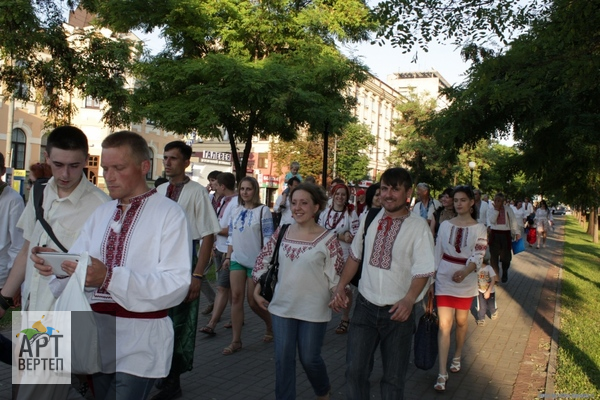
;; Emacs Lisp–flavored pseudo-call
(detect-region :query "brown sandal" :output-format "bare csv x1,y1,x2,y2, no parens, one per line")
335,319,350,334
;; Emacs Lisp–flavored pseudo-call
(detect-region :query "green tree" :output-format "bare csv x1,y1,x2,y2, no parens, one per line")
81,0,374,180
388,91,453,191
270,134,331,184
423,0,600,241
334,123,375,183
0,0,137,128
372,0,551,53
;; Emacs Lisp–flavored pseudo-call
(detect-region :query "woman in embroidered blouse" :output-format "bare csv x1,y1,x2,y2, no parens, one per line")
430,187,457,241
222,176,274,355
253,183,344,400
433,185,488,392
318,183,359,334
534,200,553,249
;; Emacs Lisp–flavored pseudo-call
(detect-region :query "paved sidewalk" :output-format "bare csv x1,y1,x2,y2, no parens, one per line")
0,217,564,399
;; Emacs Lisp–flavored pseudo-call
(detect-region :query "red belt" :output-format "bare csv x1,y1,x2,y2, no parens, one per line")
442,253,468,265
92,302,168,319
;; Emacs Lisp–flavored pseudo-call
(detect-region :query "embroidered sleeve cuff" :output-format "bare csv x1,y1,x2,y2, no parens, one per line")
413,271,435,279
100,266,114,292
349,249,361,263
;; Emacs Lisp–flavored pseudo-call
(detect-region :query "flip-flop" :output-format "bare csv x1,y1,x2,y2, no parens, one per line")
199,325,216,336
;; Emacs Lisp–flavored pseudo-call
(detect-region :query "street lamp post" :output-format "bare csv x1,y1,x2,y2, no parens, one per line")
468,161,476,187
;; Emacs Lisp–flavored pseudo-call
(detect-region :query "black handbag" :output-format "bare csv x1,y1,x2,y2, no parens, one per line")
259,224,290,302
414,290,439,370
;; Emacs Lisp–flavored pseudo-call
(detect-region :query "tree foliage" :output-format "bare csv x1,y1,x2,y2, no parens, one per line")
0,0,137,128
389,91,453,190
373,0,552,55
334,122,375,183
81,0,374,180
270,134,331,184
423,0,600,209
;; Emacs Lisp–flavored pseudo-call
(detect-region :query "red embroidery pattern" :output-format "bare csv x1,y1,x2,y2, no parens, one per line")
497,207,506,225
369,214,409,270
454,227,464,253
324,207,345,231
93,189,156,301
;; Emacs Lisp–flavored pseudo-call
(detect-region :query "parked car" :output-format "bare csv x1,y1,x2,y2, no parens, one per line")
553,206,567,215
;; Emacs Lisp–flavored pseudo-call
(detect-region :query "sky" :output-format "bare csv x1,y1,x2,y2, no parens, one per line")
340,40,472,87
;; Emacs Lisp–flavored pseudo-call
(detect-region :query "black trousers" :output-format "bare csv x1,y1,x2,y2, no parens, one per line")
489,230,512,277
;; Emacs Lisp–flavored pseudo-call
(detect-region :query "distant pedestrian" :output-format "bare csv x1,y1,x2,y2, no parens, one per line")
411,182,441,226
534,200,553,249
487,192,521,283
431,187,456,240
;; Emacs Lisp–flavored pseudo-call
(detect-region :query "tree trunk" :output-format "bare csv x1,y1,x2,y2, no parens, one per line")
321,121,329,189
594,207,599,244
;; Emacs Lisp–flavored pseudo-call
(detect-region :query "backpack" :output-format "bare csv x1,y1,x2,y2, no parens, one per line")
350,207,381,287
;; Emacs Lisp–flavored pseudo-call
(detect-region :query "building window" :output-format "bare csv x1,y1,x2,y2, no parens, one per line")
146,147,154,180
258,154,268,169
11,128,26,169
85,96,101,108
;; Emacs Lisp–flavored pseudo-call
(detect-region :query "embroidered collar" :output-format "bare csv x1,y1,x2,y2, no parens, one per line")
118,188,156,207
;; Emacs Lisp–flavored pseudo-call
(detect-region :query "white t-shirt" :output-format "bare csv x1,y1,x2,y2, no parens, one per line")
215,195,239,253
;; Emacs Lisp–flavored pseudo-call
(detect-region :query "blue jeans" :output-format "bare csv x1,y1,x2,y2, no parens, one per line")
92,372,156,400
271,314,330,399
346,293,415,400
475,291,497,320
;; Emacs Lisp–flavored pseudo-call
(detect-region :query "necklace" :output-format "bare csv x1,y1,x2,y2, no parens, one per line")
325,206,345,230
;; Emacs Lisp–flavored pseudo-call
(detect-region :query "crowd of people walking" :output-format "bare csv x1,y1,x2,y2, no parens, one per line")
0,129,558,399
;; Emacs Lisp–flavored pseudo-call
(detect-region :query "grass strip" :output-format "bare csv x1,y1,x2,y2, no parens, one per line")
554,216,600,397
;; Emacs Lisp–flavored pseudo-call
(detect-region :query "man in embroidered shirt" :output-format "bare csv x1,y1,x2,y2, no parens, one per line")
411,182,441,226
36,131,192,399
487,192,521,283
331,167,435,400
153,141,220,400
2,126,110,398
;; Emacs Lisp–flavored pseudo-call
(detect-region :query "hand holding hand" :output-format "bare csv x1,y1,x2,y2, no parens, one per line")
329,285,349,312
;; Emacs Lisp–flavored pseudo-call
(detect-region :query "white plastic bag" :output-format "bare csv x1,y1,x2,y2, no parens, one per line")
53,252,102,375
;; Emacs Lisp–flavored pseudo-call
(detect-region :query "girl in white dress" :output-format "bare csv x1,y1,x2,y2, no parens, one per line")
433,185,488,392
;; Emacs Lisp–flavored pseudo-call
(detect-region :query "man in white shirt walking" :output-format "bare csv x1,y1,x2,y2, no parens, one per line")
331,168,435,400
153,141,220,400
36,131,192,400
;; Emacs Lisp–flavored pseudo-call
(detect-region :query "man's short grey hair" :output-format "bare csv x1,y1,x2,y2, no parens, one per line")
417,182,430,191
474,189,482,196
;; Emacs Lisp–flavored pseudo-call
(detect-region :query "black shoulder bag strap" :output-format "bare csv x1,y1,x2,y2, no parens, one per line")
350,207,381,287
33,179,69,252
271,223,290,270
